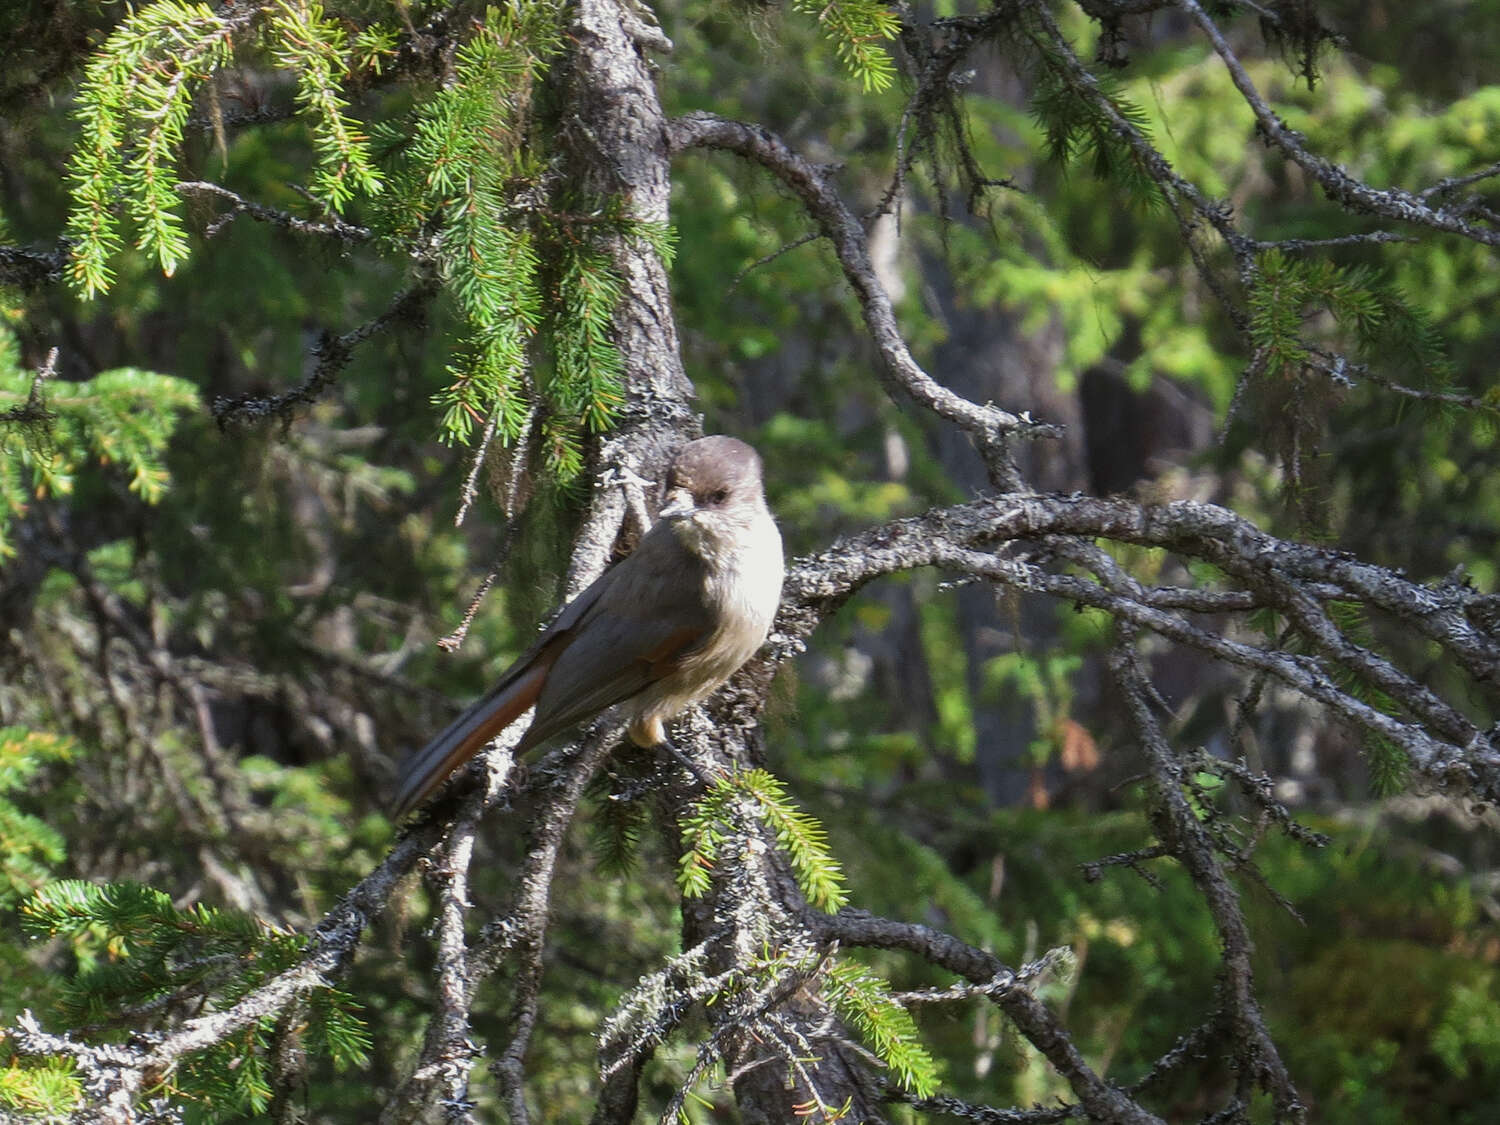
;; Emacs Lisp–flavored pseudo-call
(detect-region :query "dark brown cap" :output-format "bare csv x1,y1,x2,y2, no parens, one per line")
666,436,765,508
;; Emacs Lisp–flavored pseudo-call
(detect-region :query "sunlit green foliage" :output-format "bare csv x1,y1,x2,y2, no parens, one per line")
266,0,388,211
54,0,669,477
19,879,370,1116
64,0,393,294
823,958,940,1097
394,5,557,448
679,768,848,912
0,730,70,912
791,0,900,92
0,307,199,556
66,0,239,291
0,1057,81,1120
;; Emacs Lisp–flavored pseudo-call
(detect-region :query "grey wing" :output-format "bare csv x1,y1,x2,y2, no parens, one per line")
517,526,713,753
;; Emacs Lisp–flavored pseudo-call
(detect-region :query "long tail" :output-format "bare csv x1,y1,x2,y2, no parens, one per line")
391,659,550,818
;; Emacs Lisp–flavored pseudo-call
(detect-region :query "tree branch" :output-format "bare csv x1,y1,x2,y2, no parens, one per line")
667,110,1060,489
175,181,373,243
0,242,69,289
769,493,1500,799
211,281,437,427
810,909,1164,1124
1109,631,1305,1121
1178,0,1500,246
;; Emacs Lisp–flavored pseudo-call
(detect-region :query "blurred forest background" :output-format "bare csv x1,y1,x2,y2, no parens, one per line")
3,0,1500,1122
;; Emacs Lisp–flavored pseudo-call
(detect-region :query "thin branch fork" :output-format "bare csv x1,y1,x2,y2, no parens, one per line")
1033,6,1500,423
938,544,1484,811
471,727,625,1124
176,181,373,242
212,280,437,427
1,347,59,425
666,110,1060,482
6,820,442,1115
810,908,1165,1125
773,492,1500,800
1177,0,1500,247
1109,632,1305,1121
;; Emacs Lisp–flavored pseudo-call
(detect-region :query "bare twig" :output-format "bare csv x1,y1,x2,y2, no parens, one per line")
668,110,1060,491
770,492,1500,800
212,282,437,427
1,347,59,425
1110,632,1306,1120
176,181,372,243
1420,158,1500,200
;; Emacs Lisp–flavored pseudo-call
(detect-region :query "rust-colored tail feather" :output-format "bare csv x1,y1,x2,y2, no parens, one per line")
391,661,548,818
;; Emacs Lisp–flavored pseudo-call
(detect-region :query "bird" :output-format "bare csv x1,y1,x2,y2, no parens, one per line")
391,435,784,818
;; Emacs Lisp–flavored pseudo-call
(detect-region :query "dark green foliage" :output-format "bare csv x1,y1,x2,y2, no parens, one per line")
0,730,70,911
1248,248,1453,387
586,759,656,875
0,250,200,555
1028,49,1162,210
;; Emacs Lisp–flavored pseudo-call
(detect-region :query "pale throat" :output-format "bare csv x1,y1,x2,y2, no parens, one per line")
669,512,730,563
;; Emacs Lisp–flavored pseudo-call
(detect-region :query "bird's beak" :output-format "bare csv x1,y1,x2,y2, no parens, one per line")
658,488,696,521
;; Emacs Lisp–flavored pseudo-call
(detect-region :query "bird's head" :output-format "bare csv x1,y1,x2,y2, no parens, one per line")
659,436,769,557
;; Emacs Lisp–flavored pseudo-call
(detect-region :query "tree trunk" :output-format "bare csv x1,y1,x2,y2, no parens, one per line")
560,1,883,1117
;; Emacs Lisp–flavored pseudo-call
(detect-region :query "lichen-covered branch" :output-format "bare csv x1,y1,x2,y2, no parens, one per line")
769,492,1500,799
176,180,373,243
1177,0,1500,248
1110,632,1305,1120
808,909,1162,1124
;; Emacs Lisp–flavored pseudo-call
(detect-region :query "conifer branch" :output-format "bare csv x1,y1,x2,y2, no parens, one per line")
3,824,439,1118
473,725,621,1125
765,492,1500,800
807,908,1164,1124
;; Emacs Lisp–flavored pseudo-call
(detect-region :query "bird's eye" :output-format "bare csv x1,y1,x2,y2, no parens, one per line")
708,488,728,506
